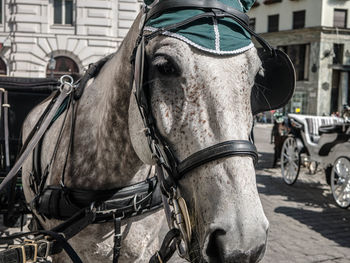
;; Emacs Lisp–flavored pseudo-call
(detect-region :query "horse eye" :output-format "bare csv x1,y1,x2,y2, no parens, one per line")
153,56,179,76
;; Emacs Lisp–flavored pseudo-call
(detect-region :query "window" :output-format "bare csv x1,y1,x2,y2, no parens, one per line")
249,18,256,31
54,0,73,25
0,58,6,75
334,9,347,28
290,91,307,114
268,15,279,32
293,10,305,29
333,44,344,64
264,0,282,5
0,0,2,24
46,56,79,80
279,44,310,81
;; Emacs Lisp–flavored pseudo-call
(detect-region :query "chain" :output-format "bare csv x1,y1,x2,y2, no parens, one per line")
166,188,192,260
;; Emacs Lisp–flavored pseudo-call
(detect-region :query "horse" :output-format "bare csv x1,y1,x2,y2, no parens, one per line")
19,2,283,262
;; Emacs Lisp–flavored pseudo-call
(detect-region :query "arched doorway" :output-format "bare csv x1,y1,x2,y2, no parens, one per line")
0,58,7,76
46,56,80,80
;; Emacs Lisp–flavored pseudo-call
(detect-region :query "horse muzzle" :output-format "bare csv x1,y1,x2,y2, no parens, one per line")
202,220,268,263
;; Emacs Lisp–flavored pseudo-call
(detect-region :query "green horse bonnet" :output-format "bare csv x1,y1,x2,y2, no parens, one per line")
144,0,256,54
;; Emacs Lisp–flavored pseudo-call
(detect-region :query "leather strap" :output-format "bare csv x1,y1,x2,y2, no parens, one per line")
35,176,163,221
113,217,122,263
146,0,249,26
0,245,36,263
176,140,258,179
0,77,58,91
0,90,70,192
149,228,180,263
0,230,83,263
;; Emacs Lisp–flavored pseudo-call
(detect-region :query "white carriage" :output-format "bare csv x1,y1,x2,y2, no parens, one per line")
281,114,350,208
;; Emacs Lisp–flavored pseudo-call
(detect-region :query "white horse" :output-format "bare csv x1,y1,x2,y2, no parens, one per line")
21,9,268,263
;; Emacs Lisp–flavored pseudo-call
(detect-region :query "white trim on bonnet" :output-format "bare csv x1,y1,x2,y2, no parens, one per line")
144,26,254,55
212,18,221,52
237,0,244,10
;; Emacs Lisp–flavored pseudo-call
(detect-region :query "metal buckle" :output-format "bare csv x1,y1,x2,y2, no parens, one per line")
36,238,51,259
23,240,38,263
9,240,38,263
9,245,26,263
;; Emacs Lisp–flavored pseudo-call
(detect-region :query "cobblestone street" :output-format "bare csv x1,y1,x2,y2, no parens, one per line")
255,124,350,263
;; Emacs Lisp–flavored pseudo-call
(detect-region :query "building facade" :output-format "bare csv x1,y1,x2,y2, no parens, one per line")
1,0,349,115
0,0,142,79
249,0,350,115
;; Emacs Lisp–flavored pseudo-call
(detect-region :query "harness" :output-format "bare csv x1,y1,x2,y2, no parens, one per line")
0,0,295,262
0,75,164,263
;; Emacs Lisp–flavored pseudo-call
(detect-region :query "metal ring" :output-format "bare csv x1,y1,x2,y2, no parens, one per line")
133,194,141,212
2,103,10,108
59,75,74,85
59,83,73,95
90,202,96,212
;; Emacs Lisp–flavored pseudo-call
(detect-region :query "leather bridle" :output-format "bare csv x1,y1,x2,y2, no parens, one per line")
131,0,259,260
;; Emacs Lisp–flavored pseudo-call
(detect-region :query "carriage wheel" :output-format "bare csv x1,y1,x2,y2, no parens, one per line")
281,136,300,185
331,157,350,208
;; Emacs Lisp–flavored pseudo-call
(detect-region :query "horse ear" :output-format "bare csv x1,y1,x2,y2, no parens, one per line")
235,0,256,12
129,89,156,165
144,0,156,6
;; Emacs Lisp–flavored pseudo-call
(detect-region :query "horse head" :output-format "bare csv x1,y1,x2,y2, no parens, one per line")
129,35,268,263
125,1,288,261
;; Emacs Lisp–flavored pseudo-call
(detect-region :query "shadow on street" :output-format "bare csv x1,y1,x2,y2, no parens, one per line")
275,206,350,248
256,151,274,169
256,172,350,246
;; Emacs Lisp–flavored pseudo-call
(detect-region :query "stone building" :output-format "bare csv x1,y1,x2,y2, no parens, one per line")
0,0,142,79
1,0,349,115
249,0,350,115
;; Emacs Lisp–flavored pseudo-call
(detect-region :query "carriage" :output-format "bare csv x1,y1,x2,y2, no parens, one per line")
281,113,350,208
0,77,56,226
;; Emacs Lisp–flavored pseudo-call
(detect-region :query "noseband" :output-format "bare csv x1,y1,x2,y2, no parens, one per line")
131,0,259,260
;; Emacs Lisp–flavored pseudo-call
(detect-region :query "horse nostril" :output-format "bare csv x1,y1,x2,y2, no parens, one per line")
205,229,226,263
204,227,267,263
